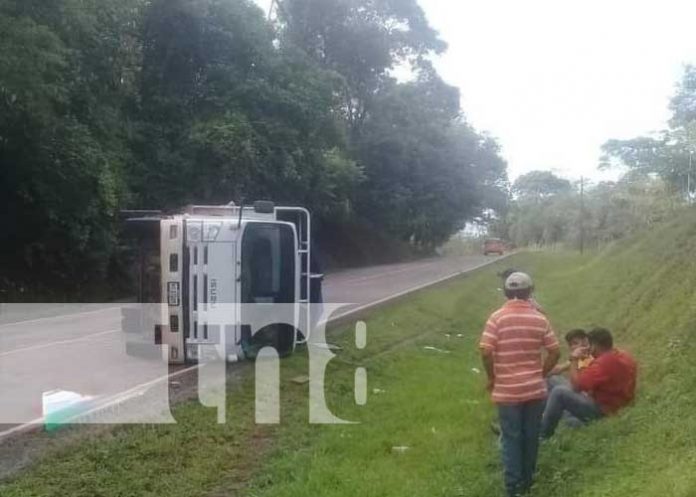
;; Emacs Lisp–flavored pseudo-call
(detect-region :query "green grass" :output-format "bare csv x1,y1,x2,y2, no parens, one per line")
3,207,696,496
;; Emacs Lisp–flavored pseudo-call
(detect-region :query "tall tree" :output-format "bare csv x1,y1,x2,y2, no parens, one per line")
512,170,572,201
279,0,446,135
355,69,507,247
0,0,140,297
134,0,362,212
602,65,696,198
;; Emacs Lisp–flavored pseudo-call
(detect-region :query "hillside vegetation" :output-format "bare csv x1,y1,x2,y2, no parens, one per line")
2,209,696,496
244,207,696,497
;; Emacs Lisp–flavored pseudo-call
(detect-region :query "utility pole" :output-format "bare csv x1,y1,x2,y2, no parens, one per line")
689,150,693,205
268,0,277,20
579,176,585,254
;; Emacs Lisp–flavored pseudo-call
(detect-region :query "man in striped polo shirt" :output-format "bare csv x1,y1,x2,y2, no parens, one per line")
480,272,560,497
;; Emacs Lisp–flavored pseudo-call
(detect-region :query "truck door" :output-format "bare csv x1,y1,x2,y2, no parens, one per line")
239,222,297,357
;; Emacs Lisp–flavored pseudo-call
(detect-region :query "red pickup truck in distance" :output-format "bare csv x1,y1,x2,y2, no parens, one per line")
483,238,505,256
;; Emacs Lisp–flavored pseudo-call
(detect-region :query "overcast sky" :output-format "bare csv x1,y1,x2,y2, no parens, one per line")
256,0,696,181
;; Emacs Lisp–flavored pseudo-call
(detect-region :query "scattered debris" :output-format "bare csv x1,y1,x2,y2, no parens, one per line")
471,367,481,374
290,375,310,385
372,388,386,395
391,446,410,454
423,346,451,354
445,333,452,339
456,334,465,338
42,390,95,432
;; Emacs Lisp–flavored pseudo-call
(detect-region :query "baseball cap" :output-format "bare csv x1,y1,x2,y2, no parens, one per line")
504,272,534,291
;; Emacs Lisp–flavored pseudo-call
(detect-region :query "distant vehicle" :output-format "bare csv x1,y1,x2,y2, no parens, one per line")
120,201,319,364
483,238,505,256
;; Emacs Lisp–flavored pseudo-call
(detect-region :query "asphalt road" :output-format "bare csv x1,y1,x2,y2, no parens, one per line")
0,254,502,430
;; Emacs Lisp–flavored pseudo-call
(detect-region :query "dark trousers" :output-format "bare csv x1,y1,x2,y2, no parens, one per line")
498,399,545,497
541,385,603,438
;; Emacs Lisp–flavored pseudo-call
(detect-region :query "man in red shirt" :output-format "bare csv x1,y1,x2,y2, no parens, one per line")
540,327,637,438
480,272,560,497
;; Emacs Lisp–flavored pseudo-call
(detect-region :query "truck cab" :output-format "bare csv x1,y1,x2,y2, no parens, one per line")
121,202,313,364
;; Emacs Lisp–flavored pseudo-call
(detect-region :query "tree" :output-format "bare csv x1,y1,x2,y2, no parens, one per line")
495,172,679,249
134,0,361,213
0,0,508,298
602,65,696,199
0,0,139,298
279,0,446,135
512,170,572,201
354,70,507,247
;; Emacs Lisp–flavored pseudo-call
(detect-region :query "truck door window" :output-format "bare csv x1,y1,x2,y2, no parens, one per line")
242,224,295,304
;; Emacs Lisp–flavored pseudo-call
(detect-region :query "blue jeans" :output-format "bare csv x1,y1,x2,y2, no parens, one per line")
498,399,545,497
541,386,603,438
546,374,570,391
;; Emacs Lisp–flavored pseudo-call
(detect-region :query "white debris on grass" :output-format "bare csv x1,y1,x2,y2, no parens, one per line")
471,367,481,374
290,375,310,385
391,446,410,454
423,346,451,354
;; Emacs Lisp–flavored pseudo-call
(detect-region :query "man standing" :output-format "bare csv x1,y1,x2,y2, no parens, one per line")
541,328,637,438
480,272,560,497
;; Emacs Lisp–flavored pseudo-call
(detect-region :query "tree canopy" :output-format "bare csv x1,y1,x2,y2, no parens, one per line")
601,65,696,200
512,170,572,201
0,0,507,299
492,170,680,249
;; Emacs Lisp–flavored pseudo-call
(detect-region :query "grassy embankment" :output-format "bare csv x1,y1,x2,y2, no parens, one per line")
2,208,696,497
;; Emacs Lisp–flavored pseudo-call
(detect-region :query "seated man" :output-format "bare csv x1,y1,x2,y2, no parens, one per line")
547,329,593,391
541,328,637,438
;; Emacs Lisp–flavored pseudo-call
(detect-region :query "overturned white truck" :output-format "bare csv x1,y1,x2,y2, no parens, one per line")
121,202,321,364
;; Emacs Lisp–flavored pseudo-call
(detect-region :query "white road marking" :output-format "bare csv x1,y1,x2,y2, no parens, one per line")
0,329,119,358
0,418,45,439
0,365,200,441
0,306,120,329
331,255,511,321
